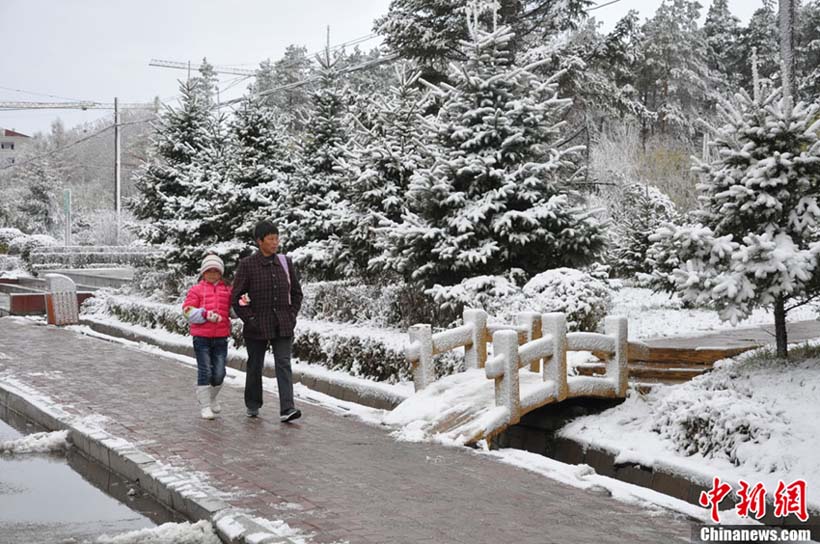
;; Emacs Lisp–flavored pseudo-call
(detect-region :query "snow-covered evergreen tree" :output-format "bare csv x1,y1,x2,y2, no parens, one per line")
668,89,820,357
635,0,715,138
735,7,780,92
797,0,820,101
131,66,226,277
378,4,605,287
281,49,351,278
219,95,297,264
703,0,742,86
337,65,429,278
610,182,680,277
16,159,62,235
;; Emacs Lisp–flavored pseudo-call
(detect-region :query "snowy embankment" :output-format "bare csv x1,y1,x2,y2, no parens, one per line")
559,347,820,512
0,429,70,454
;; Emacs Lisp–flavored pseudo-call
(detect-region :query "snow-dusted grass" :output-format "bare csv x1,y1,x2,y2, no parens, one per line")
560,344,820,511
0,429,70,454
610,285,819,340
95,520,221,544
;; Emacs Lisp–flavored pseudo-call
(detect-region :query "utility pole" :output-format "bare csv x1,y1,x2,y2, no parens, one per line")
114,97,121,245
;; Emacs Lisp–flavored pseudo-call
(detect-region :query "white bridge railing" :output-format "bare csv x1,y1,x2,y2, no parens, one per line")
406,309,632,426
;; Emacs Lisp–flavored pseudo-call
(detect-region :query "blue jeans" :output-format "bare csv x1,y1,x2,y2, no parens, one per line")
193,336,227,386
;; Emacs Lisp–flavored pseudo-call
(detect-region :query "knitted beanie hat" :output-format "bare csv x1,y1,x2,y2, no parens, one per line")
199,254,224,276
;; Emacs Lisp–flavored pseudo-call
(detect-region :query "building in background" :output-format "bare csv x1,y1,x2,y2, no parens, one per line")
0,128,31,165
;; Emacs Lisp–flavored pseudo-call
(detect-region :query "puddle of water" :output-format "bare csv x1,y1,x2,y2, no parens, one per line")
0,409,184,543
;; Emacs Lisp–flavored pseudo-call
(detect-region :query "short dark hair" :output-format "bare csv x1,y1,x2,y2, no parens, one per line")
253,220,279,242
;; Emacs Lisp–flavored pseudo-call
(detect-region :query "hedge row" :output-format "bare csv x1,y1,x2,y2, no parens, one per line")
82,293,462,384
29,250,159,269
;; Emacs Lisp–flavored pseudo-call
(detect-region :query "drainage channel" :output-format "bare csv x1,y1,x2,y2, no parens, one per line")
0,408,185,543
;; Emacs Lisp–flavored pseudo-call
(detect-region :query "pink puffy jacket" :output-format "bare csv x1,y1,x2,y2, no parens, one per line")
182,280,233,337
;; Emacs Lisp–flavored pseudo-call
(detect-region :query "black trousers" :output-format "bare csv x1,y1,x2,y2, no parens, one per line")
244,337,295,414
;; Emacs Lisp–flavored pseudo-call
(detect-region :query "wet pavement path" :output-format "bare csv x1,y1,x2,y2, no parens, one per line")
0,317,695,544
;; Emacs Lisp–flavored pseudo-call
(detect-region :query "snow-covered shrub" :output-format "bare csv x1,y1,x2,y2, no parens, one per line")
7,233,59,260
639,221,687,292
609,183,680,277
425,275,525,325
28,245,159,270
301,280,451,328
649,354,792,467
0,227,24,253
0,255,23,271
522,268,612,331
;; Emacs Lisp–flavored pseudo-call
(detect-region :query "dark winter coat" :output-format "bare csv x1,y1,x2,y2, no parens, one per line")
231,251,303,339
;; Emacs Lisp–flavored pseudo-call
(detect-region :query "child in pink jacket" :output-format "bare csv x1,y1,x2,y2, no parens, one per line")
182,254,232,419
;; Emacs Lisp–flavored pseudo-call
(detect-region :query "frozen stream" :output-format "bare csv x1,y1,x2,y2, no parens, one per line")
0,413,182,543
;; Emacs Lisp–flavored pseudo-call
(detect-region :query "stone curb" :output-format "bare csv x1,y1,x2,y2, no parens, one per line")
80,317,406,411
0,378,302,544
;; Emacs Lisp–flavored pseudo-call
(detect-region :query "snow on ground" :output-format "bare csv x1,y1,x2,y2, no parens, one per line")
612,286,819,340
0,429,69,454
560,346,820,512
94,520,221,544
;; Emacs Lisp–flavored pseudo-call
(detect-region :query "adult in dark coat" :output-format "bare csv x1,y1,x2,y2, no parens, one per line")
231,221,304,421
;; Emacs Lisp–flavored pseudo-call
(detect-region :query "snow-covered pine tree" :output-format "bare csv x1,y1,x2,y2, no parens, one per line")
378,4,605,287
670,88,820,357
337,65,429,279
282,48,352,279
219,95,298,264
635,0,715,139
703,0,742,87
131,64,225,277
735,6,780,92
797,0,820,101
16,159,62,235
610,182,680,277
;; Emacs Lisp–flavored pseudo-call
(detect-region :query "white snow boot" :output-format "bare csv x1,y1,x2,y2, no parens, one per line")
210,384,222,414
196,386,215,419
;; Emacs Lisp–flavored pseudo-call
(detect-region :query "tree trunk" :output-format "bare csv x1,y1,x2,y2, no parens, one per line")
774,296,788,358
779,0,796,105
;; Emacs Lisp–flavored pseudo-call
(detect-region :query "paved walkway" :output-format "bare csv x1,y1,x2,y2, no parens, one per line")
0,317,695,544
646,319,820,350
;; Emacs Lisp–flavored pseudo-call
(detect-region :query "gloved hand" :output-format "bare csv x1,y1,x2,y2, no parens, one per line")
186,307,207,325
206,310,222,323
238,294,251,307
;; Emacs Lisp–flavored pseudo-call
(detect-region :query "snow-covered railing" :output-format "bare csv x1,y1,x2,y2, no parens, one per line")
405,308,543,391
485,314,628,426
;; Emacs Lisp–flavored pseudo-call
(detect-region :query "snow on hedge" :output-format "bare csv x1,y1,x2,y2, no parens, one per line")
95,520,221,544
559,347,820,510
0,429,70,454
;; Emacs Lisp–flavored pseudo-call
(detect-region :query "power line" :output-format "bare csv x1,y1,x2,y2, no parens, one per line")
0,118,153,172
588,0,623,11
0,84,91,104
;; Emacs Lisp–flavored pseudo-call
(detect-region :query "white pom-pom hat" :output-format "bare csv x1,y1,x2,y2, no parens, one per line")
199,254,224,276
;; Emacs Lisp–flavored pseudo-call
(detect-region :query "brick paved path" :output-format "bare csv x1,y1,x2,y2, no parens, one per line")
0,318,695,544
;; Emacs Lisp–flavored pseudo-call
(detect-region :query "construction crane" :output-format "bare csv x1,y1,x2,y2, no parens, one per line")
148,59,256,76
0,100,158,111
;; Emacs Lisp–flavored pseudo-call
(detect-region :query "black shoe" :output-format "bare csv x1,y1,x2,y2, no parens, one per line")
280,408,301,422
246,407,259,418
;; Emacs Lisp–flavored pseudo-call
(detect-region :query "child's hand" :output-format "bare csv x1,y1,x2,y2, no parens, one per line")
239,294,251,307
206,311,222,323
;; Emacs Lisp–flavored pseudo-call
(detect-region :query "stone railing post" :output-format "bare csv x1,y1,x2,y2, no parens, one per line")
605,316,628,397
463,308,488,369
542,313,567,400
516,311,541,372
45,273,79,326
408,324,434,392
492,329,521,426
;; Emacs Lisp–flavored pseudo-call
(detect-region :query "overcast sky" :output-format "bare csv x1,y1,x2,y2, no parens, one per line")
1,0,763,137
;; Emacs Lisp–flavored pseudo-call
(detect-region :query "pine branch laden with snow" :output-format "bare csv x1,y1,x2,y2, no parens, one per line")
666,89,820,326
337,64,432,280
377,12,604,287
